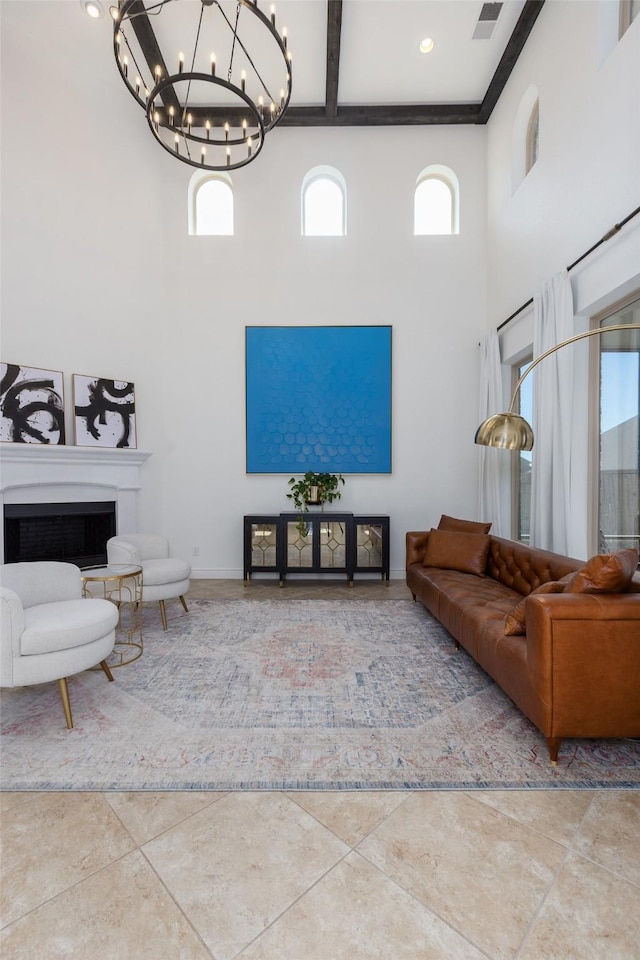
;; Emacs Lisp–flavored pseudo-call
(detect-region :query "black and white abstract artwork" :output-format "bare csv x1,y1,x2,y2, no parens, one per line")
73,375,136,448
0,363,66,444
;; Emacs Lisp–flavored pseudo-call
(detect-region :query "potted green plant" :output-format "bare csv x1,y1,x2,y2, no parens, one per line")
286,471,345,535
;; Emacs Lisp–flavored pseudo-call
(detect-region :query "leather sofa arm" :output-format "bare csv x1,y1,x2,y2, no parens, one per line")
406,531,431,569
525,593,640,726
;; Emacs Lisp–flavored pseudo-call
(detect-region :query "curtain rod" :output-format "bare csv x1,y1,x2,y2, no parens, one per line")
496,204,640,333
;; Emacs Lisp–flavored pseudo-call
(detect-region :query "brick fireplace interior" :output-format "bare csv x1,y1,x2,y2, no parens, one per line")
3,501,116,568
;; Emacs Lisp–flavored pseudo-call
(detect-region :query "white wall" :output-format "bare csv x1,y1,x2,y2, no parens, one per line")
485,0,640,558
0,2,488,578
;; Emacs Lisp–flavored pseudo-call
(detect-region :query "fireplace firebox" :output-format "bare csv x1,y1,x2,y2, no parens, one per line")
3,502,116,568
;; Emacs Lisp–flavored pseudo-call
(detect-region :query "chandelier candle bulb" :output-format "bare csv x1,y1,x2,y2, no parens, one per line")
122,55,128,77
169,106,174,125
206,120,211,140
241,70,246,92
247,138,252,158
187,113,192,134
174,134,179,153
226,146,230,167
282,27,287,49
135,76,140,96
270,4,275,26
178,52,184,73
210,53,215,76
201,147,206,165
224,122,229,141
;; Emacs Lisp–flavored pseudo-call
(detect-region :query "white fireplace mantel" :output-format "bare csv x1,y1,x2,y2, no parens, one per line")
0,445,151,563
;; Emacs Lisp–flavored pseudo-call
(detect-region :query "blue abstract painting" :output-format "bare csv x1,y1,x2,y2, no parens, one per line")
246,326,392,474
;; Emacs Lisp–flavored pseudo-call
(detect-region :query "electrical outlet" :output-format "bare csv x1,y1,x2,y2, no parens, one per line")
193,546,200,557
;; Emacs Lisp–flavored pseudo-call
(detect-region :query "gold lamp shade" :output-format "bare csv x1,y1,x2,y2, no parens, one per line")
474,413,534,450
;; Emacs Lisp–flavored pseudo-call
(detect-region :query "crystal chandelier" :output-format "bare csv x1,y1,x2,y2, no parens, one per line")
111,0,292,170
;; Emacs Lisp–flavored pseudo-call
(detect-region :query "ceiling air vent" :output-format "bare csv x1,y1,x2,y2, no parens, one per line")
472,2,503,40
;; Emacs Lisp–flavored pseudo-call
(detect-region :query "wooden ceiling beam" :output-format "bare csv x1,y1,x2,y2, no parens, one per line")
476,0,546,124
127,0,181,114
325,1,343,121
281,103,482,126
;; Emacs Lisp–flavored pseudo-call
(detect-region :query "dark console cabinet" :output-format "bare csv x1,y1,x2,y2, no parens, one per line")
243,513,390,585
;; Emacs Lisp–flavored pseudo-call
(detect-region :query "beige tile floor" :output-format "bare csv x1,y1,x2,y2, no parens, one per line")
1,580,639,960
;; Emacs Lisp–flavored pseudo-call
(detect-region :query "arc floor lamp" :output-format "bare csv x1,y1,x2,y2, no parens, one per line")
475,323,640,451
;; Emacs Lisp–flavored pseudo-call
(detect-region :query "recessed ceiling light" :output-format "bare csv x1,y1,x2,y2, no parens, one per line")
81,0,104,18
420,37,435,54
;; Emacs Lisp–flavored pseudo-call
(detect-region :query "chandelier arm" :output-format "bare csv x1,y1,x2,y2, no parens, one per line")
121,0,180,113
119,0,175,20
228,3,242,82
118,29,148,98
214,0,282,108
507,323,640,414
180,3,206,129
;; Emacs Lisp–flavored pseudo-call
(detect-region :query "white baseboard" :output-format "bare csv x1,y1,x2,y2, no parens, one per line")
190,568,406,581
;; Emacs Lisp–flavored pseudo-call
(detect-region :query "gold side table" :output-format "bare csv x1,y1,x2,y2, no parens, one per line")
81,563,143,667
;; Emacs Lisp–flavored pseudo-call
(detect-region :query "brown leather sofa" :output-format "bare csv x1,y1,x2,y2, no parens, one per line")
406,528,640,762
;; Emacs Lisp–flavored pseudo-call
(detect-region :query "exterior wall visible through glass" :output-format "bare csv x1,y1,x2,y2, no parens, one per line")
598,298,640,555
515,359,533,542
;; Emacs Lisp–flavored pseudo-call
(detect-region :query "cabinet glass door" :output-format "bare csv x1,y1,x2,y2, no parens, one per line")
249,521,278,569
285,519,313,568
354,522,384,568
319,519,347,569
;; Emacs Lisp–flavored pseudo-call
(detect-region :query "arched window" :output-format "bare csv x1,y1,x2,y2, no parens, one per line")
512,85,539,192
188,172,233,236
301,167,346,236
526,99,539,174
414,165,459,235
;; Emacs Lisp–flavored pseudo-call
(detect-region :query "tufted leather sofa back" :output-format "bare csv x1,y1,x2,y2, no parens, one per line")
487,536,582,595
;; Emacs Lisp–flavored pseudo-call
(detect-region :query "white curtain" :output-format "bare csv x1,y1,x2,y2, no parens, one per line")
478,330,509,535
530,271,575,554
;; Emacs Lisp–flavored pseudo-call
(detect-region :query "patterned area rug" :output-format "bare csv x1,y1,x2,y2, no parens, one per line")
1,599,638,790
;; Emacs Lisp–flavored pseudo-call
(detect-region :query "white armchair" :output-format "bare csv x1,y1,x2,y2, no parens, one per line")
107,534,190,630
0,561,118,729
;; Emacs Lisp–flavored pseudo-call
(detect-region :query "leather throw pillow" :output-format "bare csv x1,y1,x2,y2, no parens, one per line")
438,514,492,535
565,548,638,594
423,528,491,577
504,580,567,636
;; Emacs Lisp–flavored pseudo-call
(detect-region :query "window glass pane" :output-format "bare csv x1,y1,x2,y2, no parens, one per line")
414,177,452,235
195,179,233,236
303,178,344,236
517,361,533,543
620,0,639,36
599,302,640,554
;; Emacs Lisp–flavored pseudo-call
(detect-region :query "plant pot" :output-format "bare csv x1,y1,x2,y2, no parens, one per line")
304,486,323,506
